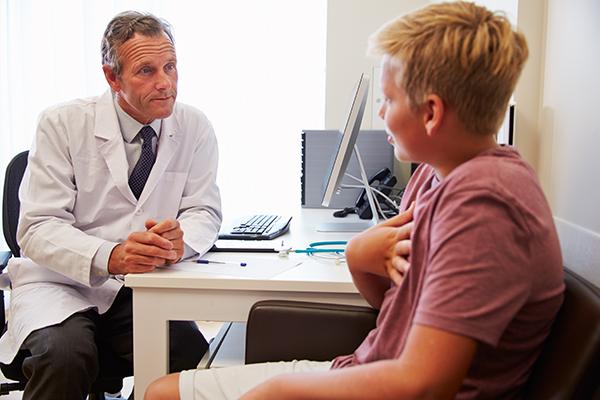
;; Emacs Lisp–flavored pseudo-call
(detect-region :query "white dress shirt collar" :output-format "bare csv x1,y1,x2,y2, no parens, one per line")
113,96,162,142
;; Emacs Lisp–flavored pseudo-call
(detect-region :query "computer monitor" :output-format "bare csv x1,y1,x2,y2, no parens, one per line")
318,73,379,232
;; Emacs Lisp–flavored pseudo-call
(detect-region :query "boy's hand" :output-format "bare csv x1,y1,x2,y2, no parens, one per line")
380,202,414,284
346,202,415,284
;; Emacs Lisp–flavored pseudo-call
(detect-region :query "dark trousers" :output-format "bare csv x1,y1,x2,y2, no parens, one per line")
19,286,208,400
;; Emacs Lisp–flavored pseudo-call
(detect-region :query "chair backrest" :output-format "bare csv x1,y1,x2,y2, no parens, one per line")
245,300,378,364
525,267,600,399
2,150,28,258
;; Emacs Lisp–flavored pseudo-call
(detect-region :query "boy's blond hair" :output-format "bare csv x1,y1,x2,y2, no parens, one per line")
369,1,528,135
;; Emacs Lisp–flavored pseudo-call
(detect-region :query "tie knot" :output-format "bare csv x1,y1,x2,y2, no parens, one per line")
139,126,155,142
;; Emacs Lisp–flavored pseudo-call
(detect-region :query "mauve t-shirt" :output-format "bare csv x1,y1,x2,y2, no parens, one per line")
332,146,564,399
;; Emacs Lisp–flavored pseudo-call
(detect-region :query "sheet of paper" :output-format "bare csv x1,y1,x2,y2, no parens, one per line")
174,255,302,279
212,239,282,252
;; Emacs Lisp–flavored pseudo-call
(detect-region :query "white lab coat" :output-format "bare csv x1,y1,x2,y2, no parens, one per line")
0,90,222,363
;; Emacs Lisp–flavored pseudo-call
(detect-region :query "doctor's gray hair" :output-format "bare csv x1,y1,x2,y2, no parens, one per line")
101,11,174,77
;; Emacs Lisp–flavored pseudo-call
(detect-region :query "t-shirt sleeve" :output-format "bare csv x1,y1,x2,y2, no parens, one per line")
414,186,532,347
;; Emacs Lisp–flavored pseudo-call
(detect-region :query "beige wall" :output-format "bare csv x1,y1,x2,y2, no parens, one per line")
325,0,428,185
520,0,600,285
325,0,428,130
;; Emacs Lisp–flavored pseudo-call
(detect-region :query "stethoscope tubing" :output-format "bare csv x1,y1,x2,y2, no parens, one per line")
292,241,347,254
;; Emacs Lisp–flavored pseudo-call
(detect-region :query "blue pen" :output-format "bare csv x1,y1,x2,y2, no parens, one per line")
197,259,247,267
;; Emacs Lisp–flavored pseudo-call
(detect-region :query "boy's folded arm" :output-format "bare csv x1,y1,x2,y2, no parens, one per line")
346,226,397,308
346,217,412,308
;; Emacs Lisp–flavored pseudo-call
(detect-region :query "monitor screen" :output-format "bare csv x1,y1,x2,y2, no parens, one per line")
321,73,370,207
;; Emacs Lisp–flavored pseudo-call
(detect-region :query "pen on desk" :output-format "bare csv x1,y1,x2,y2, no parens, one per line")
196,259,247,267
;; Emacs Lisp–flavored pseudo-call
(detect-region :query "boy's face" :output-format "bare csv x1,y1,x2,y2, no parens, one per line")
378,55,426,163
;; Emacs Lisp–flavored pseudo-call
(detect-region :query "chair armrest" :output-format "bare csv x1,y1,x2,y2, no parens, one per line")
0,250,10,273
0,251,11,334
245,300,377,364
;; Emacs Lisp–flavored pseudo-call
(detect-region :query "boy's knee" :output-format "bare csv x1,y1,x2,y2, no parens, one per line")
144,373,181,400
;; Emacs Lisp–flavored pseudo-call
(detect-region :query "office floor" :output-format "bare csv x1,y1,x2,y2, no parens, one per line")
0,321,223,399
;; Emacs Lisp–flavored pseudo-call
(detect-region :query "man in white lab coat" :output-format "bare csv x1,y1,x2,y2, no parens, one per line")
0,11,222,399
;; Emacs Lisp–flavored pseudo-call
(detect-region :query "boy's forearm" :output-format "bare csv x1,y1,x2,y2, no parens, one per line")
346,223,402,275
242,324,475,400
242,360,429,400
350,270,389,308
345,226,397,307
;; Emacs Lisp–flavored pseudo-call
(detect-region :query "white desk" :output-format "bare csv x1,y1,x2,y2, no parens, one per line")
125,208,367,399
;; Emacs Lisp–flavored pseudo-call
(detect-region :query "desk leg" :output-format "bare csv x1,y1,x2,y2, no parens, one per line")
133,288,169,400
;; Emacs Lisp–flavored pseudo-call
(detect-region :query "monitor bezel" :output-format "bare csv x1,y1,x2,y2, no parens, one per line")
321,73,370,207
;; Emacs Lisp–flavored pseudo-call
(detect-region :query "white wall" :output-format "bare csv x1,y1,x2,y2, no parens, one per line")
523,0,600,285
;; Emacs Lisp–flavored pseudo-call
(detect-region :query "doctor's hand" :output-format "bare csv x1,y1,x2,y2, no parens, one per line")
108,227,178,275
145,218,184,264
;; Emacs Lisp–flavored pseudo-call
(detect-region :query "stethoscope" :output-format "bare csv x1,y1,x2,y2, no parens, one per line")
278,241,347,256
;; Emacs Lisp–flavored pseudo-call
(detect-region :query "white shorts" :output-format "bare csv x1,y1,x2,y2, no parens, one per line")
179,360,332,400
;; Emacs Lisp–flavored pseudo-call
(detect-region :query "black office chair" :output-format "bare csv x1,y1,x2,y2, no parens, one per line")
0,150,130,399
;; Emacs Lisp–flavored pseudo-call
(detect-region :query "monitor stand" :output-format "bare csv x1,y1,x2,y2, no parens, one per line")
317,145,380,232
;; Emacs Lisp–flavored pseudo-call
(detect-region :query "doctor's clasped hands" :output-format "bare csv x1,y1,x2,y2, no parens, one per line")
108,218,185,275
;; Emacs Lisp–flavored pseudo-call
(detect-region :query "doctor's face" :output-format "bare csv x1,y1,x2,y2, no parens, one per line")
104,33,178,124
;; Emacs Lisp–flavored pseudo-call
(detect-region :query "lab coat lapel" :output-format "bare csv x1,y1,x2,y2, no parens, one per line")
137,112,181,205
94,90,137,204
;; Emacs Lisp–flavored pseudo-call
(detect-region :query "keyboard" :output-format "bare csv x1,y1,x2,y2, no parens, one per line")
218,214,292,240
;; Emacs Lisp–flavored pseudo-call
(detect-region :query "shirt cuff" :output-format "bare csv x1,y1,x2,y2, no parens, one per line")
182,242,198,261
91,241,118,286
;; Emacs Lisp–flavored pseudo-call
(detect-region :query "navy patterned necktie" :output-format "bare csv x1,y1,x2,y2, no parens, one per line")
128,125,156,200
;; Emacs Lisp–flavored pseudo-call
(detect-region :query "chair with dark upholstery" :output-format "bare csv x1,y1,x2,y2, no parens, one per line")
245,267,600,399
0,150,130,399
245,300,377,364
524,267,600,399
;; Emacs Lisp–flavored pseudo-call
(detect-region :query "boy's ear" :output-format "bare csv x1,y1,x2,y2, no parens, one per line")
102,65,121,93
422,94,444,136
